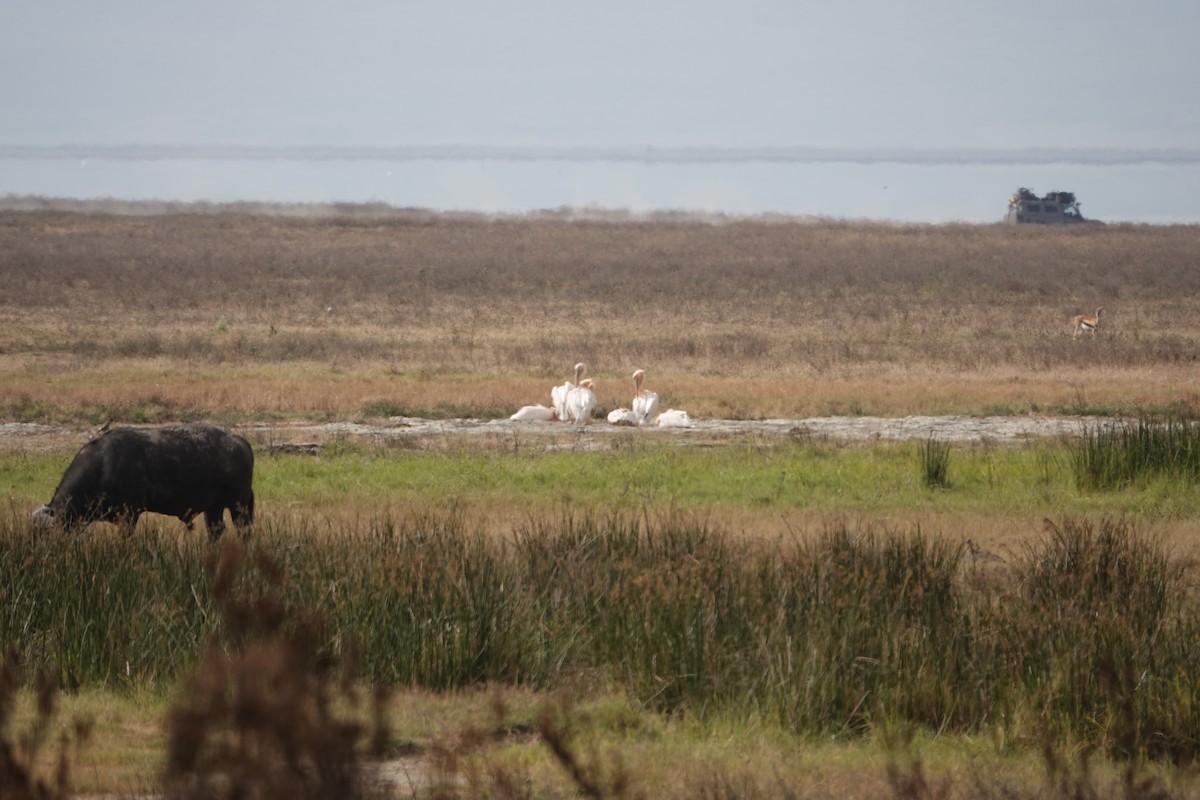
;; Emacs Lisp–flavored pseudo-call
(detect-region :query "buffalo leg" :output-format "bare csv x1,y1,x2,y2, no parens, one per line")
203,507,227,541
232,491,254,538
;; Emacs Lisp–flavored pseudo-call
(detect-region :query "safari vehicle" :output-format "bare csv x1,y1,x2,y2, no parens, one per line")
1004,188,1101,225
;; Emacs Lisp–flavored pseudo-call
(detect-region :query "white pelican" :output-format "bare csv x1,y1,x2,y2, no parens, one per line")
564,378,597,423
631,369,660,427
551,362,585,420
655,408,695,428
607,407,638,426
510,404,557,421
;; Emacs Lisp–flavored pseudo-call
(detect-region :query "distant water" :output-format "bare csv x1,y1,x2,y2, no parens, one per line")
2,147,1197,223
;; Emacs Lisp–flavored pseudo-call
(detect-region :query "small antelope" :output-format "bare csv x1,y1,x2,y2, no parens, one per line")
1072,306,1104,338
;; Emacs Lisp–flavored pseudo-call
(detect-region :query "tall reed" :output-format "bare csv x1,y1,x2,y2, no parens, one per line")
3,510,1198,760
918,436,952,488
1072,416,1200,489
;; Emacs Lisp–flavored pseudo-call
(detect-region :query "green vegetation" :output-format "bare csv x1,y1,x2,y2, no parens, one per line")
3,512,1199,766
1072,416,1200,490
918,435,952,488
15,437,1200,525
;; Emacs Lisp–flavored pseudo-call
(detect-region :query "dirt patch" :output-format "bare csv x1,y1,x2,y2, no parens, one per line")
0,415,1103,455
252,414,1098,448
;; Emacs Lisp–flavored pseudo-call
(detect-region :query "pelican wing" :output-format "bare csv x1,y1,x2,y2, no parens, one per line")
566,385,597,423
550,381,571,419
633,390,659,426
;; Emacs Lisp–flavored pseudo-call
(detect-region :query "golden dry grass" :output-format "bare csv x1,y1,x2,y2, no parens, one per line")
8,683,1142,800
3,206,1200,422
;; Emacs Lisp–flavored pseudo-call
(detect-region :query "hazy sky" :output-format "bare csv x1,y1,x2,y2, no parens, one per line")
3,1,1197,151
2,2,1197,221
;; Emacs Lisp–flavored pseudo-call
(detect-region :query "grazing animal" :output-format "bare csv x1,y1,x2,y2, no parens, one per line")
564,378,597,423
552,363,586,420
31,424,254,540
655,408,695,428
631,369,660,427
1072,306,1104,338
510,404,557,421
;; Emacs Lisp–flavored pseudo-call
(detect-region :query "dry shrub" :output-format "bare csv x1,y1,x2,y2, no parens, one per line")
162,540,390,800
0,644,92,800
536,697,641,800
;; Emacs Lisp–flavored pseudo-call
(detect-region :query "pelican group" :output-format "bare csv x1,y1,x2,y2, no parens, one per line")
522,362,693,427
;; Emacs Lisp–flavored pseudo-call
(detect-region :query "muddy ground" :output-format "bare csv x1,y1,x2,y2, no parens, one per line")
0,413,1104,454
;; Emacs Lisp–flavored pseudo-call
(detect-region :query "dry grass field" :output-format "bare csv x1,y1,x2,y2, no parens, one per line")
2,203,1199,423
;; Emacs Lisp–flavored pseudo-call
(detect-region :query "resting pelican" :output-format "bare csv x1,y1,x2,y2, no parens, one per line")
607,407,638,426
510,404,557,421
564,378,597,423
655,408,695,428
551,363,585,420
631,369,660,427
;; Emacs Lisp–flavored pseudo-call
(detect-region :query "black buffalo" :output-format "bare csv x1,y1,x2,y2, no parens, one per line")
32,424,255,539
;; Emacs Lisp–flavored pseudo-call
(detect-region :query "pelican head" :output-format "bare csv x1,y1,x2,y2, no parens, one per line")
632,369,645,391
573,363,586,384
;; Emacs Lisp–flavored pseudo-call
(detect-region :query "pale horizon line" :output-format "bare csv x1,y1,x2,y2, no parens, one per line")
2,143,1199,166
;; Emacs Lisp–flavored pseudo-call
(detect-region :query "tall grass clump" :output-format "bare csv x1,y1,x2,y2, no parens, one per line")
162,539,390,800
5,508,1200,760
1009,517,1200,762
918,435,952,488
764,527,969,734
1073,416,1200,490
305,509,545,689
514,510,737,712
0,520,213,689
513,515,972,734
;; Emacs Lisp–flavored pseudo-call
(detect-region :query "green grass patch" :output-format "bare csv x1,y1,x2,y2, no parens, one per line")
13,438,1200,523
248,438,1200,520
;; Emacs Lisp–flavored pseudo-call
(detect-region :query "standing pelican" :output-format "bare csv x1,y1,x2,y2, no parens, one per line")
631,369,660,427
551,363,585,421
564,378,597,423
